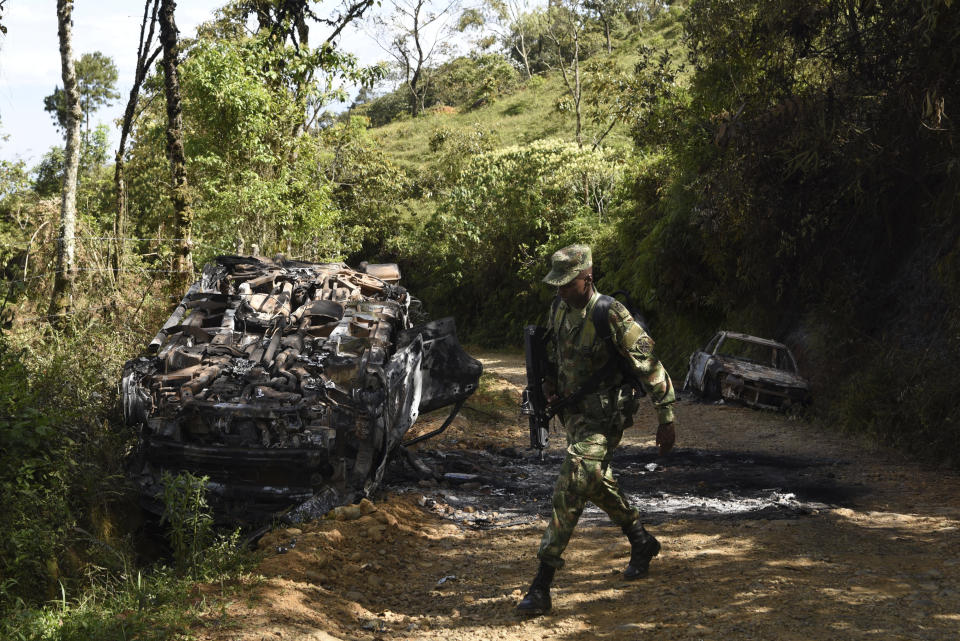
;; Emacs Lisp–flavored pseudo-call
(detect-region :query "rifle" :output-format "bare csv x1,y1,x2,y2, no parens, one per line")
521,325,552,458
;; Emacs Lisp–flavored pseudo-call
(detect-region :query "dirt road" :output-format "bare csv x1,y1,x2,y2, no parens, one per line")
196,351,960,641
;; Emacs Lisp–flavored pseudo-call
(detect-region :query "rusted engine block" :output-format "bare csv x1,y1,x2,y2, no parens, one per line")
123,255,481,522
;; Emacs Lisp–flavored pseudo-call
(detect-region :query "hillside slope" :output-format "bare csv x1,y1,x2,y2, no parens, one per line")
362,12,688,172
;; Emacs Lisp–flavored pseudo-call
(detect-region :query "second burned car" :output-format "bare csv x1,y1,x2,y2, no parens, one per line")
122,255,482,522
683,330,811,411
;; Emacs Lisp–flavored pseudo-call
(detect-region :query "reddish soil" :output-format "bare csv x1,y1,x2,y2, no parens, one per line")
194,351,960,641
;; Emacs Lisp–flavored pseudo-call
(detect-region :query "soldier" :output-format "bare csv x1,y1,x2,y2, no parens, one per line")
517,244,676,615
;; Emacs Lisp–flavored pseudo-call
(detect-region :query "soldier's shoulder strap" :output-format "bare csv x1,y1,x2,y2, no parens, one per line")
591,294,623,370
549,295,563,330
591,294,615,341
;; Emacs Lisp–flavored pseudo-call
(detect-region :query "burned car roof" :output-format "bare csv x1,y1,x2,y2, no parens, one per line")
718,331,788,349
683,330,810,411
123,255,482,522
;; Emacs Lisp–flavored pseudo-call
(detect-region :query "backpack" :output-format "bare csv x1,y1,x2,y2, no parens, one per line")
591,291,647,401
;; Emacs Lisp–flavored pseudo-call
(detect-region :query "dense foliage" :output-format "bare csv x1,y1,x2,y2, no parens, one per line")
125,29,379,265
410,139,625,343
0,322,141,607
352,51,522,126
615,0,960,460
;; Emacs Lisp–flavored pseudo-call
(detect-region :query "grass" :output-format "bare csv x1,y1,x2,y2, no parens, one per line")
1,562,263,641
363,11,692,230
369,62,633,171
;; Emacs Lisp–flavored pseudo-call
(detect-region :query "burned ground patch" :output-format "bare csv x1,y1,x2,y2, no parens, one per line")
383,444,863,529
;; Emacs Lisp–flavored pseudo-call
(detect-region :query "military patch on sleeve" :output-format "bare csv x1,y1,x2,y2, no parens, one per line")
611,300,631,322
632,333,655,358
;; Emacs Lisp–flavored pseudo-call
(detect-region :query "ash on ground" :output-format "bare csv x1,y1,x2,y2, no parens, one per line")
383,445,858,530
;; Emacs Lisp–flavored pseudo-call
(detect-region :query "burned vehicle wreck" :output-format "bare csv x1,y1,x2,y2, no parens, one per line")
122,255,482,522
683,331,810,411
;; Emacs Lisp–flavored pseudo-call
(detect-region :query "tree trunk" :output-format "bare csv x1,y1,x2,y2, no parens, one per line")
548,5,584,148
159,0,193,282
112,0,161,281
516,32,532,79
48,0,82,324
555,31,583,148
573,37,582,148
410,0,425,116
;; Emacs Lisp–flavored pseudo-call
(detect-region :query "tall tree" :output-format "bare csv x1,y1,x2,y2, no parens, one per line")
374,0,459,116
584,0,628,53
546,1,589,147
43,52,120,142
222,0,376,48
112,0,161,278
159,0,193,280
205,1,378,153
471,0,542,79
48,0,82,323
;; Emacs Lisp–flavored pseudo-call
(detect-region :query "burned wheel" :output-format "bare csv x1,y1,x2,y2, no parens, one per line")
704,374,721,400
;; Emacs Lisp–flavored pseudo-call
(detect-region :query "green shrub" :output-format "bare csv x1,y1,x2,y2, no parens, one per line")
428,53,520,110
0,332,104,608
160,471,215,576
0,299,160,612
410,139,626,344
353,88,411,127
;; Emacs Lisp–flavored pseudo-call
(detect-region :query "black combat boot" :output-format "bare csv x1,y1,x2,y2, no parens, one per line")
516,563,556,615
622,521,660,580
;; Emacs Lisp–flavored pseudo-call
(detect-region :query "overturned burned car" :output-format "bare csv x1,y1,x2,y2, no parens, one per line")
122,255,481,522
683,331,810,411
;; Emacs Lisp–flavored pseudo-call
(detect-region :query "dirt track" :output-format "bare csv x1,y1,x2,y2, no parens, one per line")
195,351,960,641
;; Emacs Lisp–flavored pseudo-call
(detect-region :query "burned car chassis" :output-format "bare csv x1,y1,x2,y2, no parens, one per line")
123,255,481,522
683,331,810,411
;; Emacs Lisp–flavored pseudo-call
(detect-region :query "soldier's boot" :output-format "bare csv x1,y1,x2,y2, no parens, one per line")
622,521,660,580
516,563,556,615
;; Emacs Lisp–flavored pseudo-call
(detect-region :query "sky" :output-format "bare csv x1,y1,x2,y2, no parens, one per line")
0,0,395,166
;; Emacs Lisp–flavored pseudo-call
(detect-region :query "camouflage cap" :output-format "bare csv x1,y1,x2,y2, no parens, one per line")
543,244,592,286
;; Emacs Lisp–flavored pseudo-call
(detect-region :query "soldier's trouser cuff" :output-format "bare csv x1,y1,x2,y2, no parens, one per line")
656,404,675,425
537,551,565,570
616,510,641,529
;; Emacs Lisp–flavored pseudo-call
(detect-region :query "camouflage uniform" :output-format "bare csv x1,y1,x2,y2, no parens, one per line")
537,246,675,570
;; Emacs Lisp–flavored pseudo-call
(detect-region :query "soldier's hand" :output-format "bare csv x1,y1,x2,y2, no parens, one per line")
656,422,676,456
542,380,557,400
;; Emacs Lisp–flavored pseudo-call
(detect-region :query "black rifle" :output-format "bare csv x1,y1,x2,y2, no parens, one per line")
521,325,597,457
521,325,552,457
